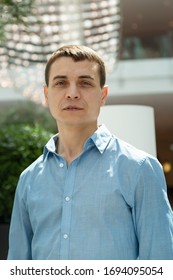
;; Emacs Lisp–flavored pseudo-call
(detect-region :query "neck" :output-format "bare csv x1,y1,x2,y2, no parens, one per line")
56,123,98,165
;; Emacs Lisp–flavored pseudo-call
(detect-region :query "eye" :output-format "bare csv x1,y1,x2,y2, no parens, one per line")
80,80,93,87
54,80,67,87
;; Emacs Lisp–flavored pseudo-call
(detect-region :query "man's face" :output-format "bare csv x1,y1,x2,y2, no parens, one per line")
44,57,108,128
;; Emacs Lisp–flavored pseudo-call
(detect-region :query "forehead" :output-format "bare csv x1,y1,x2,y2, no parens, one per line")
49,57,99,80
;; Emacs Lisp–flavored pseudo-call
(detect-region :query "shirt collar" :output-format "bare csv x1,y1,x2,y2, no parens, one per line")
43,124,112,160
89,124,112,154
43,134,58,160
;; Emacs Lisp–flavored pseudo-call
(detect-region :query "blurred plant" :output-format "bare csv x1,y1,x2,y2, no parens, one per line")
0,100,56,223
0,123,53,223
0,100,57,133
0,0,35,42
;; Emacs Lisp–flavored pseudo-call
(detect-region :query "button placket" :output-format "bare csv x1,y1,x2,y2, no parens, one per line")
60,161,77,259
63,234,68,239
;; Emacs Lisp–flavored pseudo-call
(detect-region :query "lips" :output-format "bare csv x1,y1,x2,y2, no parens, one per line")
63,105,83,110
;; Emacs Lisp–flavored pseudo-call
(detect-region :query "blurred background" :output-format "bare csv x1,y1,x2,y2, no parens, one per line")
0,0,173,259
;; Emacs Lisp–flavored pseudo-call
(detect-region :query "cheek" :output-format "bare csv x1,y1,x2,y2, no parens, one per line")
89,96,102,114
45,95,58,114
46,92,60,105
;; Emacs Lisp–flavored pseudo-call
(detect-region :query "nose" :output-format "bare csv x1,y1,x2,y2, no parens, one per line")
65,84,80,100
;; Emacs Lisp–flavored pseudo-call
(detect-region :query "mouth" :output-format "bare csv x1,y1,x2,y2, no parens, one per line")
63,105,83,111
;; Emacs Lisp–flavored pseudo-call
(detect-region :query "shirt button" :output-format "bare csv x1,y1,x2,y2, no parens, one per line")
63,234,68,239
65,196,70,202
59,163,64,168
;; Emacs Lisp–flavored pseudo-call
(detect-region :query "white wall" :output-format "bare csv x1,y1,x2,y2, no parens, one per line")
107,58,173,96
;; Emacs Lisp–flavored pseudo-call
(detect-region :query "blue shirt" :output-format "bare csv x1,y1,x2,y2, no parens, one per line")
8,125,173,260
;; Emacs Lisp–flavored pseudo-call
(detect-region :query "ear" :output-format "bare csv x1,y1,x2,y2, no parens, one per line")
101,85,108,106
43,84,49,106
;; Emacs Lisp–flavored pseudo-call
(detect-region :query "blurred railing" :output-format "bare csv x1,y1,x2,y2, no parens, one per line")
120,32,173,60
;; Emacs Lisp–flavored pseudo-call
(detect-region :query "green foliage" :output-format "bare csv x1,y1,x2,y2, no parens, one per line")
0,123,53,223
0,0,35,42
0,101,55,223
0,100,57,133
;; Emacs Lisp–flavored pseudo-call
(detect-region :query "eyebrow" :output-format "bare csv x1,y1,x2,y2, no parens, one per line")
78,75,95,80
53,75,67,81
52,75,95,81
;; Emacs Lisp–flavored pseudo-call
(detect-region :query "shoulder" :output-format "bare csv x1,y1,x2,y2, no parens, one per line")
111,135,157,164
109,135,163,182
22,154,44,176
98,125,157,167
19,133,57,181
109,136,166,207
18,154,44,187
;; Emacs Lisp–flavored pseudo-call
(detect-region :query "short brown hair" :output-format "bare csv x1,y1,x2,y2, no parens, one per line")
45,45,106,88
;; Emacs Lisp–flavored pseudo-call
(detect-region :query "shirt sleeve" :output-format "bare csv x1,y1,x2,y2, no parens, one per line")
132,156,173,259
7,175,33,260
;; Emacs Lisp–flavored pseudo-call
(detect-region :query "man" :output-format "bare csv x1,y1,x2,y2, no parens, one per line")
8,45,173,259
